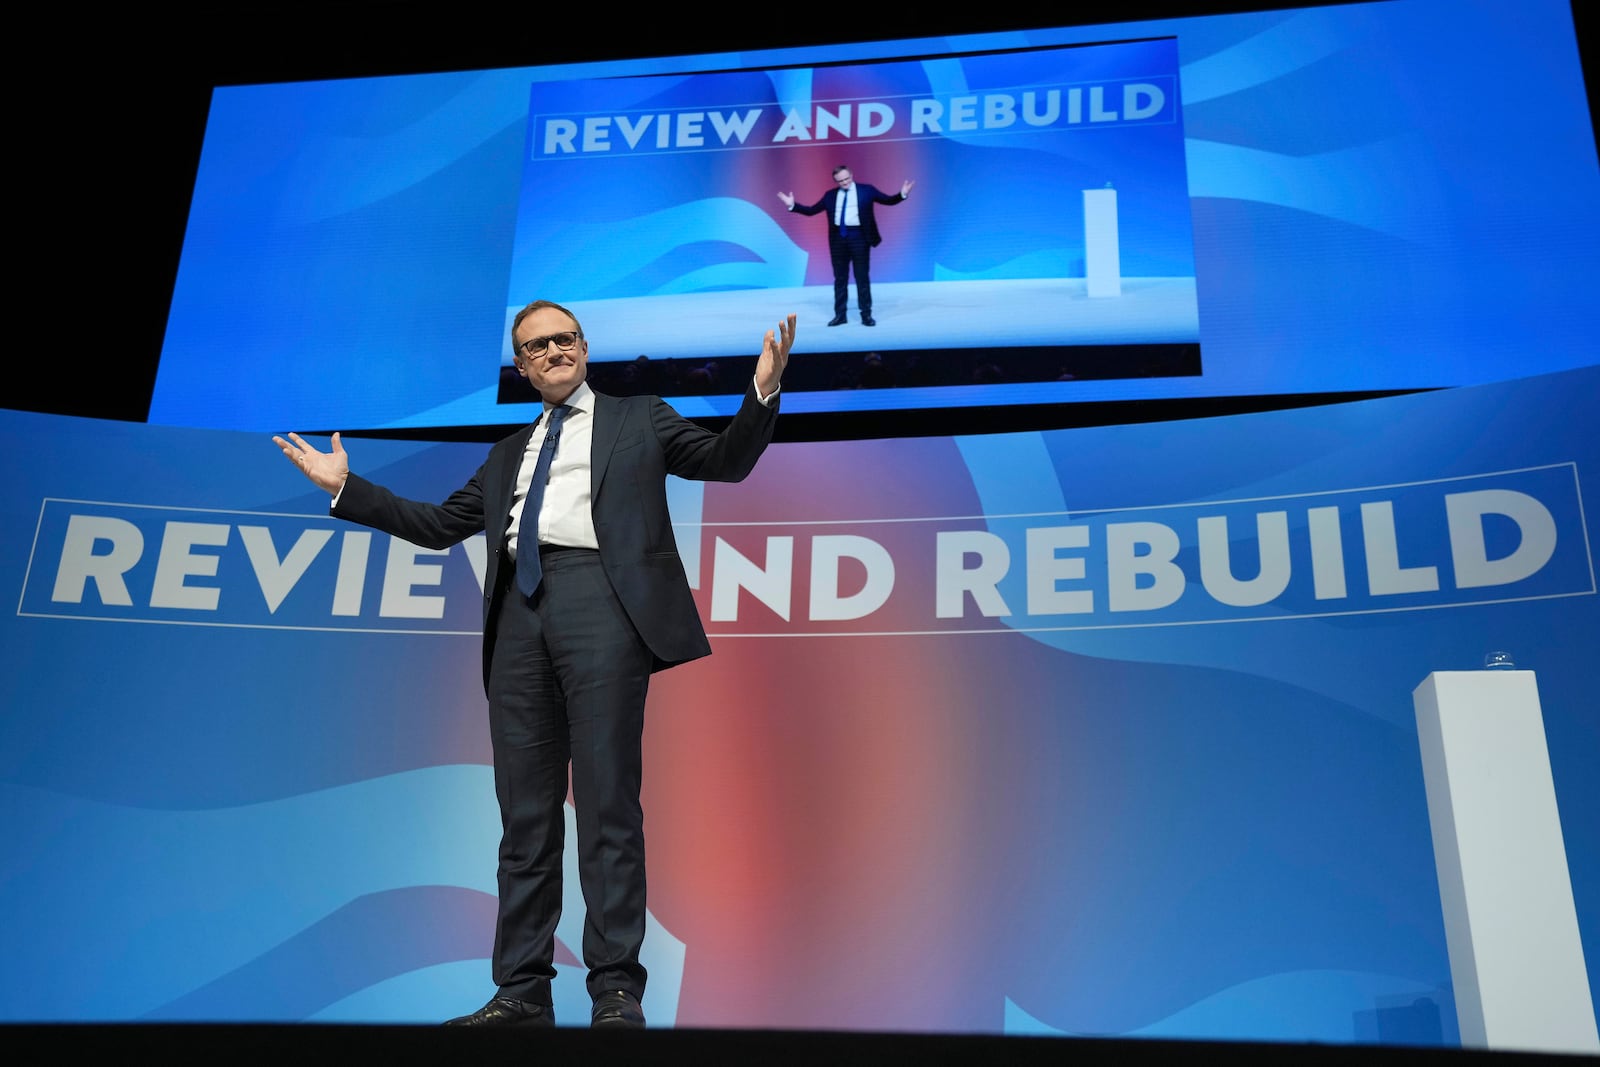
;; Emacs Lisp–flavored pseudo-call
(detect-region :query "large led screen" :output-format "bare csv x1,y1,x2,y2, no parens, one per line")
497,37,1200,407
149,0,1599,433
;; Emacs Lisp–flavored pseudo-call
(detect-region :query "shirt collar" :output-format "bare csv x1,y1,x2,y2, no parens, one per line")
544,380,594,419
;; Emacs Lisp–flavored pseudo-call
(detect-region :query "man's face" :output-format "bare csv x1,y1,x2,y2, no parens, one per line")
513,306,589,402
834,169,854,190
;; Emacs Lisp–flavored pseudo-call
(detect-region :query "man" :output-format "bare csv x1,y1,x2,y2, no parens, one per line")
779,165,914,326
274,301,796,1029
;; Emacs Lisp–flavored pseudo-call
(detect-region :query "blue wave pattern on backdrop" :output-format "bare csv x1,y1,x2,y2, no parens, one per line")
4,364,1597,1040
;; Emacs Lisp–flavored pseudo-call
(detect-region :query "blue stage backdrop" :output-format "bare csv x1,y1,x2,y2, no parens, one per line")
3,363,1596,1042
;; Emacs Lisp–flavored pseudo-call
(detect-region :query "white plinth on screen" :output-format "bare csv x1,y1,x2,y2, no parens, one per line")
1412,669,1599,1054
1083,188,1121,298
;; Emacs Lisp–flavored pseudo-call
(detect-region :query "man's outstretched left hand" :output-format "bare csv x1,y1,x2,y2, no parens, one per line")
755,313,798,397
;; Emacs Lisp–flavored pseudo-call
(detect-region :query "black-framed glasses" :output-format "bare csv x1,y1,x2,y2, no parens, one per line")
518,331,583,359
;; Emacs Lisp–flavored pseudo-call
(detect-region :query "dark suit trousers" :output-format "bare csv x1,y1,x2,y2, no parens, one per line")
485,546,653,1005
829,230,872,318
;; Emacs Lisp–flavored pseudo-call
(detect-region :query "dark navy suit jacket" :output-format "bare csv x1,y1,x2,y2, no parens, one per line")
333,382,779,686
790,182,906,247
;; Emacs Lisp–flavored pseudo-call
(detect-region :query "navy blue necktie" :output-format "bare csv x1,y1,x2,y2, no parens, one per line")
514,404,571,598
837,187,850,235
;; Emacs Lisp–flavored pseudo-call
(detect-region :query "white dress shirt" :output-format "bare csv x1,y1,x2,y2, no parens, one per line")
835,184,858,228
507,381,599,559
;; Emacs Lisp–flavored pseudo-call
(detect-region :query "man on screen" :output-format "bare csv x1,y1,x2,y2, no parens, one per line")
274,301,797,1029
779,165,914,327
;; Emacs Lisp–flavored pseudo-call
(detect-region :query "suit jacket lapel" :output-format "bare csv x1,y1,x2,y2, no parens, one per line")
492,422,537,542
589,390,625,500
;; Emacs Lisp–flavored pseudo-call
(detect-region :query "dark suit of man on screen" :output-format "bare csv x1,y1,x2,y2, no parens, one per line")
274,301,796,1030
779,165,914,326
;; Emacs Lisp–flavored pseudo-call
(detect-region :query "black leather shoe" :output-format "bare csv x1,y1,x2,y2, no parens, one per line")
442,996,555,1027
591,990,646,1029
827,315,847,326
861,315,876,326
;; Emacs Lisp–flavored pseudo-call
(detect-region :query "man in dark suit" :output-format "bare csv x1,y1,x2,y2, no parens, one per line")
274,301,796,1030
780,165,914,326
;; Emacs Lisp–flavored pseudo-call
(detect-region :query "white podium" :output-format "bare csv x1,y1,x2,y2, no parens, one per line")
1413,670,1599,1053
1083,188,1121,298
